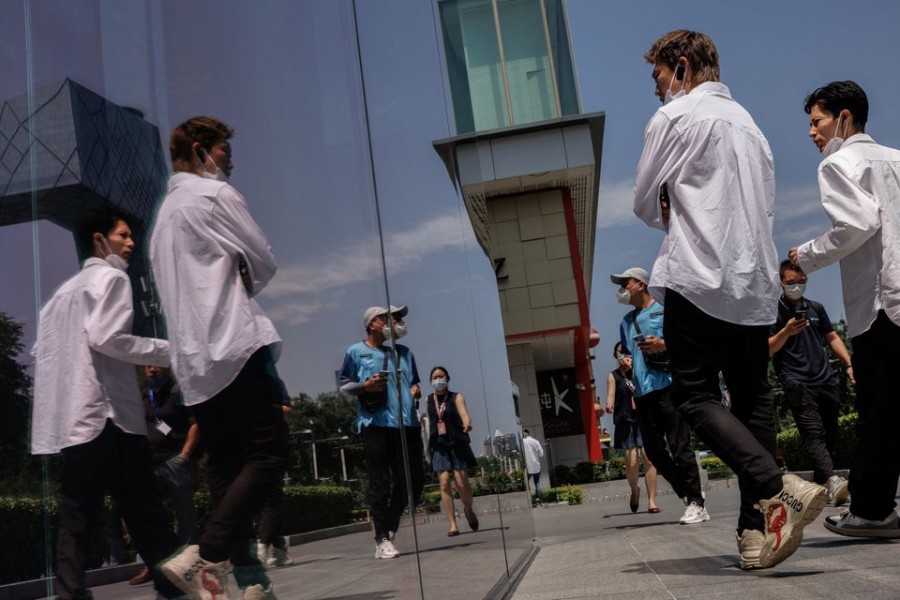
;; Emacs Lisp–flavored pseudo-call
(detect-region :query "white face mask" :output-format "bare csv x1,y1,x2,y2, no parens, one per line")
431,378,447,391
393,322,408,339
380,324,392,340
821,114,845,158
616,287,631,305
663,65,686,105
99,236,128,271
198,148,228,182
783,282,806,300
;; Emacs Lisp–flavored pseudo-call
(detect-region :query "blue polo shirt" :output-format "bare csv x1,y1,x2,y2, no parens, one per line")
340,341,420,432
619,301,672,398
771,297,836,386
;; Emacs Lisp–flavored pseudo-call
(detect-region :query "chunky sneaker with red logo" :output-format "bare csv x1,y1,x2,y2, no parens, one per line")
756,474,827,568
160,544,233,600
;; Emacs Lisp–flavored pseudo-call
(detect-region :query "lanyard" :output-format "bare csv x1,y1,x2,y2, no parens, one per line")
148,388,161,422
433,393,448,421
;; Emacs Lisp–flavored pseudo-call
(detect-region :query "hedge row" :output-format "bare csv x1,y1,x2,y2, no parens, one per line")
0,485,354,585
777,412,857,471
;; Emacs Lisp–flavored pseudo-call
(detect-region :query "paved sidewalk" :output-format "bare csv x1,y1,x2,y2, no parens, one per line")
24,482,900,599
516,484,900,600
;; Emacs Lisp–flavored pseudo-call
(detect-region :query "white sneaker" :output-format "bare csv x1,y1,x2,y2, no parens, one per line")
256,542,269,565
826,475,850,507
243,583,278,599
266,546,293,568
735,529,765,570
679,501,710,524
824,509,900,538
374,538,399,559
756,474,827,568
160,544,233,600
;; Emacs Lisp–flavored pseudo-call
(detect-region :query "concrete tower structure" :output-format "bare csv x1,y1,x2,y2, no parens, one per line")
433,0,605,473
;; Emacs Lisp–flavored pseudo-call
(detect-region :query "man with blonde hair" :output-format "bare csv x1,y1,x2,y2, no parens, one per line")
634,30,826,569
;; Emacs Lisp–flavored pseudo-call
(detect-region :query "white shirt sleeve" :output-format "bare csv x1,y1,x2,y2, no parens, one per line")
213,186,278,297
634,111,679,231
84,271,170,367
797,160,881,273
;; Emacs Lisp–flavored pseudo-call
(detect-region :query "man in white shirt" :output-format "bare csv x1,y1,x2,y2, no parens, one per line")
31,207,181,600
634,30,826,569
790,80,900,539
153,116,289,599
522,429,544,506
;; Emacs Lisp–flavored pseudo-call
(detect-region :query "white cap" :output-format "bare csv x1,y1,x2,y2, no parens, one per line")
610,267,649,286
389,305,408,319
363,306,389,327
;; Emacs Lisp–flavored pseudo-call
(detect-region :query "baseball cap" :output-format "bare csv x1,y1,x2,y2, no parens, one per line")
389,305,408,319
610,267,649,286
363,306,389,327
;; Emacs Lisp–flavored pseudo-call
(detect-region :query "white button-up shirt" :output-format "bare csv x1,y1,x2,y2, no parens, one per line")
31,258,170,455
634,82,779,326
523,435,544,474
150,172,282,406
796,134,900,337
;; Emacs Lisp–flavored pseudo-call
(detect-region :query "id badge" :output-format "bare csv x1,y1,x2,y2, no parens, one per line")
437,420,447,436
155,420,172,436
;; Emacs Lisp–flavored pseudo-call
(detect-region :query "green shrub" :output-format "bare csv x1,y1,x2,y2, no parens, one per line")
700,456,733,480
593,458,627,482
777,412,857,471
555,485,585,505
471,469,526,496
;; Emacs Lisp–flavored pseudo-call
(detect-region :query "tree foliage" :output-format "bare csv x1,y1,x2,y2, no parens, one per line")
0,312,36,492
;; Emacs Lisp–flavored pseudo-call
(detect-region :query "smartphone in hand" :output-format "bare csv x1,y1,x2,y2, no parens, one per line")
632,334,647,344
794,309,808,321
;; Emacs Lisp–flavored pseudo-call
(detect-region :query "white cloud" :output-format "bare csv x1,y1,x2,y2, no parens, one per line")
776,184,822,220
260,212,469,324
596,178,638,229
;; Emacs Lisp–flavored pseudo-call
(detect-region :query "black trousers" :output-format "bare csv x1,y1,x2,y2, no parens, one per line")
193,347,289,589
56,420,181,600
664,289,782,532
362,425,425,541
257,484,286,549
783,383,841,484
634,386,703,505
152,455,198,545
848,311,900,520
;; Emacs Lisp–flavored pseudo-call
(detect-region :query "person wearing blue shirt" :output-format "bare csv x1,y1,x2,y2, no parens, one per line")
612,267,708,525
340,305,423,559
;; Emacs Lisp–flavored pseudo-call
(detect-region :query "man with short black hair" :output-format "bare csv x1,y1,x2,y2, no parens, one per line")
611,267,707,524
31,207,182,600
769,260,853,505
791,80,900,538
635,30,827,569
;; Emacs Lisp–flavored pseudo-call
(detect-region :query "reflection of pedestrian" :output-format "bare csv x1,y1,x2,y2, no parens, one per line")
606,342,659,514
31,208,181,600
340,305,424,559
131,365,200,586
635,30,826,569
522,429,544,506
790,81,900,539
152,116,288,599
426,366,478,536
257,402,294,569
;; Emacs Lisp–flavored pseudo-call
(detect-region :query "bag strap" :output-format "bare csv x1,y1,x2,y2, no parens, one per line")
632,309,644,336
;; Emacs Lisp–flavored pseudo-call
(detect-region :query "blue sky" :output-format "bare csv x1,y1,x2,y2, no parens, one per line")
3,0,900,450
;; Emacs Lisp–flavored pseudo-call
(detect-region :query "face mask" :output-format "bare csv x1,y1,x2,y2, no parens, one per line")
380,325,392,340
616,286,632,305
99,236,128,271
198,148,228,182
821,114,845,158
393,322,408,339
783,283,806,300
431,378,447,391
663,66,686,105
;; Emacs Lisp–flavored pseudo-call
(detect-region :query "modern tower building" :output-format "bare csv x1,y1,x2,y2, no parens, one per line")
433,0,605,472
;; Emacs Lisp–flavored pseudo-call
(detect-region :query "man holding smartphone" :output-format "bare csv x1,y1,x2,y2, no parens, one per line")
634,30,826,569
769,260,854,506
339,305,423,559
612,267,708,525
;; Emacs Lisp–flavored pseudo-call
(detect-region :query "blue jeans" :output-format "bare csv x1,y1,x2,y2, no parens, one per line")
530,473,542,501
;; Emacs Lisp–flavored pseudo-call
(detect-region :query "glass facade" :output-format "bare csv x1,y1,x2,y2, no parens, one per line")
439,0,581,134
1,1,537,598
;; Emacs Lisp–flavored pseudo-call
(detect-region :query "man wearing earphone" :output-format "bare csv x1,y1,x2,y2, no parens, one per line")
152,116,288,599
633,30,827,570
